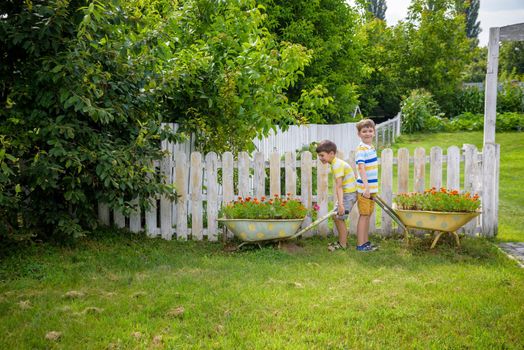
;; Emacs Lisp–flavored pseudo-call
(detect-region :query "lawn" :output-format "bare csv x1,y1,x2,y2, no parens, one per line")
1,131,523,349
1,232,523,349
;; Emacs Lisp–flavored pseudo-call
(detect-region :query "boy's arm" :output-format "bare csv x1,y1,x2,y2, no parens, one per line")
334,177,345,215
358,163,370,198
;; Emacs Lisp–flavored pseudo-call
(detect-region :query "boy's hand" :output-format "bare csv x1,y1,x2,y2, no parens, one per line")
363,188,371,199
337,204,345,216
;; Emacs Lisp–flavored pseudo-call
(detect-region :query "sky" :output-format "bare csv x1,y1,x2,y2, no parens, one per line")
348,0,524,47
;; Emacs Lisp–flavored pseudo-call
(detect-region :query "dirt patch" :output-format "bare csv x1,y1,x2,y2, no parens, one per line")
63,290,85,299
278,241,304,253
166,306,185,318
18,300,31,310
45,331,62,341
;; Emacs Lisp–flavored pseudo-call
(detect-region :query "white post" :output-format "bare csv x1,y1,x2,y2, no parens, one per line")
483,27,500,145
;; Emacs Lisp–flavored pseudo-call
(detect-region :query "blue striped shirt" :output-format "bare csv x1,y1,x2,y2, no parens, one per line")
356,142,379,193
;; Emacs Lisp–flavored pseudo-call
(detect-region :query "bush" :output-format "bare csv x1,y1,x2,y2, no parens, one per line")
400,89,443,133
498,81,524,113
443,112,524,132
448,87,484,116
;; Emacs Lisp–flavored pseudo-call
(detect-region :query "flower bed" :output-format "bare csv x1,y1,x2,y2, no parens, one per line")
220,194,308,220
393,187,480,213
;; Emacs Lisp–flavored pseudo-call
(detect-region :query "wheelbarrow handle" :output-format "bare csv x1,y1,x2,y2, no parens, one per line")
372,195,408,232
289,209,350,240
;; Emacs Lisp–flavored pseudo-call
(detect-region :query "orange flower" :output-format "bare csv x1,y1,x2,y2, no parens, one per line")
274,194,279,198
451,190,459,195
261,196,266,201
238,196,242,200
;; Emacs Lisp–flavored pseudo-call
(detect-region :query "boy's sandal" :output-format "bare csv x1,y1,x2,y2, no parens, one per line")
328,241,346,252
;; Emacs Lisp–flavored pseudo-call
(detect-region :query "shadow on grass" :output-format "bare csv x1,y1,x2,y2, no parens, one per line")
0,227,515,283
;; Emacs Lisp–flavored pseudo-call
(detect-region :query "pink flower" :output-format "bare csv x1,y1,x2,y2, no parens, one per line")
313,203,320,211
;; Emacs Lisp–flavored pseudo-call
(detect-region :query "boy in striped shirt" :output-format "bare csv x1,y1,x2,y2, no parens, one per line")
316,140,357,251
355,119,379,251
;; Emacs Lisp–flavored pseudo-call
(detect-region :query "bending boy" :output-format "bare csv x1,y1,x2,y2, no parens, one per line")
316,140,357,251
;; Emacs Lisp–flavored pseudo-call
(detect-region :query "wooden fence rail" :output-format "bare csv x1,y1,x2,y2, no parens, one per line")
98,144,499,239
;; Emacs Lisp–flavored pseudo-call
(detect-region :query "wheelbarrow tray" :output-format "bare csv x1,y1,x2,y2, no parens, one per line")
218,210,344,244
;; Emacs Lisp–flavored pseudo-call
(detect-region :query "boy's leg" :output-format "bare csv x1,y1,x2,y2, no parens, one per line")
356,215,370,246
334,218,348,248
356,194,375,246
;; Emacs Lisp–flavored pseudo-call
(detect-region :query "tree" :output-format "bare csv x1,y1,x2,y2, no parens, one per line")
260,0,364,123
160,0,312,153
365,0,387,20
500,42,524,77
403,0,472,115
455,0,480,45
0,0,312,240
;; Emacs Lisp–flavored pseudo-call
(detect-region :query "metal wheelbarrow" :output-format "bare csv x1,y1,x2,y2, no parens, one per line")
218,210,349,248
373,195,480,249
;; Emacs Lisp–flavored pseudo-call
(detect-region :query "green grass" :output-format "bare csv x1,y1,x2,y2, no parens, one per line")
1,131,523,349
1,231,523,349
390,132,524,242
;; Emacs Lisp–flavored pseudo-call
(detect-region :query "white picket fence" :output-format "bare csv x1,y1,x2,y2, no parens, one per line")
170,113,402,158
97,143,500,239
375,113,402,149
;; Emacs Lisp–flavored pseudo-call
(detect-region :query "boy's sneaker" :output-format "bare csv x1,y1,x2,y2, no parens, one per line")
328,241,347,252
356,241,378,252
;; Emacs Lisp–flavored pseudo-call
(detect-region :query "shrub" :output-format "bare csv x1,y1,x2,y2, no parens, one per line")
400,89,442,133
497,81,524,113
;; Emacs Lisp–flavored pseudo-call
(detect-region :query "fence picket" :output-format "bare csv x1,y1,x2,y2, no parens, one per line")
190,152,203,240
114,210,125,228
463,145,479,235
98,203,110,226
222,152,234,239
414,147,426,193
270,152,281,197
398,148,409,193
482,143,497,236
285,152,296,196
222,152,234,204
175,151,188,240
254,152,265,198
430,147,442,189
159,143,173,239
447,146,460,191
206,152,219,241
129,198,141,233
347,151,358,235
380,149,393,235
300,151,313,236
317,159,330,236
238,152,250,198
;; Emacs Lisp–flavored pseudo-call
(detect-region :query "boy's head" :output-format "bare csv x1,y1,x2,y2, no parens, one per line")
356,119,376,145
316,140,337,164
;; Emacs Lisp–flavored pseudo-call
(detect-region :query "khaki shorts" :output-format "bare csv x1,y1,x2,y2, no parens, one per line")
334,192,357,220
357,193,376,216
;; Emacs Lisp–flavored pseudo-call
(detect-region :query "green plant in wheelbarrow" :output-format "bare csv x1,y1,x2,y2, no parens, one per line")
218,194,340,247
382,188,481,248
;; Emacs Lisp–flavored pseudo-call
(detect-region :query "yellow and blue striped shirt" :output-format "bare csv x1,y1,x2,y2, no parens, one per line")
329,157,357,193
356,142,379,193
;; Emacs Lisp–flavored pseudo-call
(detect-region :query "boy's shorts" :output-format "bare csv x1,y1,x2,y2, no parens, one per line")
357,193,376,216
334,192,357,220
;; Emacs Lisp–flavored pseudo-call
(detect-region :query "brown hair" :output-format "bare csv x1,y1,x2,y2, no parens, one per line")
356,118,376,132
315,140,337,154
